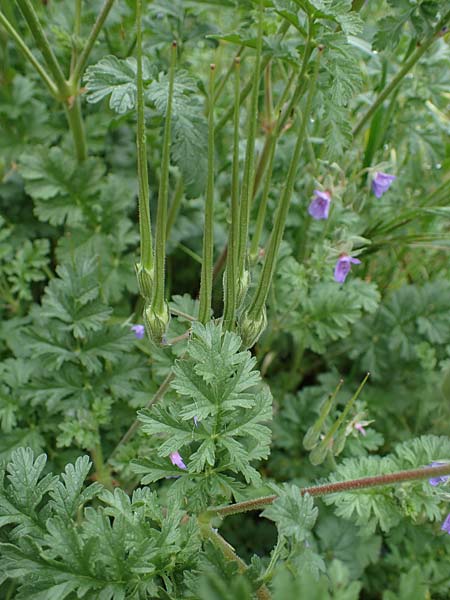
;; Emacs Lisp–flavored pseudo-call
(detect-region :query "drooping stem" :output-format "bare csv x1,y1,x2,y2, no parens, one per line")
210,463,450,518
245,48,321,322
222,58,241,331
198,64,216,324
353,9,450,137
136,0,153,271
237,1,263,279
0,10,58,96
70,0,116,85
152,42,177,314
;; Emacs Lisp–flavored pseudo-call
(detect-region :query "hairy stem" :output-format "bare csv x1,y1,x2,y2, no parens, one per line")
246,47,321,321
222,58,241,331
353,9,450,137
70,0,116,85
0,10,58,96
65,96,88,162
15,0,69,95
136,0,153,270
211,463,450,518
198,64,216,324
152,42,177,314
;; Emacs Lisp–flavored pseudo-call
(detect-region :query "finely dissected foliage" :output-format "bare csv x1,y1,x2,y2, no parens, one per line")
1,0,450,598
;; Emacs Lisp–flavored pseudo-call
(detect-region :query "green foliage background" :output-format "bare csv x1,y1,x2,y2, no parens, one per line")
0,0,450,598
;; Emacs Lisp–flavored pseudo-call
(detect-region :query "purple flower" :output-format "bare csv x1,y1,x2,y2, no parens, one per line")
428,461,450,487
131,324,145,339
169,451,187,470
193,416,199,427
334,254,361,283
354,422,367,436
308,190,331,220
371,172,396,198
441,513,450,534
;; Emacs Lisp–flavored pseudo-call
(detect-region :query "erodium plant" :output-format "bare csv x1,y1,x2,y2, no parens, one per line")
1,0,450,598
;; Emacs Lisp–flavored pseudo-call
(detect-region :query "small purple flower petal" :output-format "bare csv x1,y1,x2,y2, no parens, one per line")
193,416,199,427
169,451,187,470
428,461,450,487
131,324,145,339
354,422,367,436
441,513,450,534
308,190,331,220
371,172,396,198
334,254,361,284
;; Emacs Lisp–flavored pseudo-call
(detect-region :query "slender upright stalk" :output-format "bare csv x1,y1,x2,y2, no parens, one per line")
70,0,82,74
152,42,177,315
245,49,321,323
136,0,153,271
0,10,58,96
353,9,450,137
198,64,216,323
223,58,241,331
209,463,450,518
166,176,184,239
70,0,116,85
15,0,69,95
237,1,263,278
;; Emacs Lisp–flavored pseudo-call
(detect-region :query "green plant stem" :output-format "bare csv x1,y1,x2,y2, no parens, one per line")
246,48,321,321
136,0,153,270
107,370,175,463
198,64,216,324
0,10,58,96
70,0,116,85
90,442,113,490
70,0,82,74
201,526,272,600
152,42,177,314
16,0,69,96
65,96,88,162
215,20,290,133
214,44,244,102
237,1,263,279
166,176,184,239
210,463,450,518
249,137,276,262
353,9,450,137
222,58,241,331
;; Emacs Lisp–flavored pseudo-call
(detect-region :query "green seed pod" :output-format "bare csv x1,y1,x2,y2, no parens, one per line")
135,262,154,300
238,306,267,348
143,302,170,344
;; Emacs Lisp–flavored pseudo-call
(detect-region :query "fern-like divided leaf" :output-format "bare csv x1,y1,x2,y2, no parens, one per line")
133,322,272,508
0,449,200,598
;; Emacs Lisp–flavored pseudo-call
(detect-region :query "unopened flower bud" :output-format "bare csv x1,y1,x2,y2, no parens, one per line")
135,262,154,300
143,302,170,344
309,442,329,466
238,307,267,348
303,424,321,451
